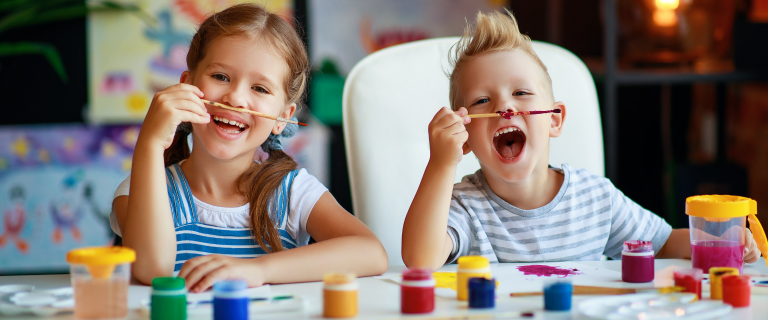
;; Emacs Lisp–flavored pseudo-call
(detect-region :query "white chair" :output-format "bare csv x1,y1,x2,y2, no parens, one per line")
342,37,604,265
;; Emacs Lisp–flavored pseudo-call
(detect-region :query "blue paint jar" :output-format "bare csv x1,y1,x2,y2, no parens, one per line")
213,280,248,320
543,280,572,311
468,277,495,309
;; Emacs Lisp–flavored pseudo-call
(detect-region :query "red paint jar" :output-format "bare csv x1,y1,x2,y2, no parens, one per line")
621,240,654,283
673,268,703,299
722,275,751,307
401,269,435,314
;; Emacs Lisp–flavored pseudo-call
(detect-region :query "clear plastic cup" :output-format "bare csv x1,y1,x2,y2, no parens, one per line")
66,247,135,319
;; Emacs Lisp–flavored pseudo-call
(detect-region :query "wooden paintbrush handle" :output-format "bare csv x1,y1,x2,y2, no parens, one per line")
201,99,308,126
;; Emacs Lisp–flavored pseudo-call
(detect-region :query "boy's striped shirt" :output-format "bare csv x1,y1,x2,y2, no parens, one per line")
446,164,672,263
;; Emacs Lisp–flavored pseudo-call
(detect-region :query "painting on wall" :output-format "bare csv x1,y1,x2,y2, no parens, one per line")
308,0,509,125
87,0,292,123
0,125,139,274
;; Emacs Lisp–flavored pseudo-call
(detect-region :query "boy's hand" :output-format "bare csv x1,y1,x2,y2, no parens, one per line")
138,83,211,151
745,229,760,263
178,254,267,292
428,107,471,168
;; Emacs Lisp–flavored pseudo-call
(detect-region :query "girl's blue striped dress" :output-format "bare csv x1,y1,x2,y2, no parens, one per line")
165,163,299,272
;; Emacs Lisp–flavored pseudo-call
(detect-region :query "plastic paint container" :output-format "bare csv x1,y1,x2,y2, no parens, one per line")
323,273,358,318
708,267,739,300
400,269,435,314
457,256,491,301
468,277,495,309
673,268,703,299
213,280,248,320
151,277,186,320
621,240,654,283
543,279,572,311
722,275,751,307
66,246,135,319
686,195,768,273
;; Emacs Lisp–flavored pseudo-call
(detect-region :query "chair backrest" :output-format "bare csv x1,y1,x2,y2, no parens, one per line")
343,37,603,265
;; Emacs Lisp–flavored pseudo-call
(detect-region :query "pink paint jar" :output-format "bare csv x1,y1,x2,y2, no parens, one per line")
621,240,654,283
400,269,435,314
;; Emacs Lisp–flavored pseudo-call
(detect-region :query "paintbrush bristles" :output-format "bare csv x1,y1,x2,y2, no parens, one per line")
201,99,307,126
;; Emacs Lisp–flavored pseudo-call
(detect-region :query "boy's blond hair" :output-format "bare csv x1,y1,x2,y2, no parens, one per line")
448,10,553,110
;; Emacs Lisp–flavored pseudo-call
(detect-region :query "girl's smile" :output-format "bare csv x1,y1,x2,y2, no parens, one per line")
208,109,252,141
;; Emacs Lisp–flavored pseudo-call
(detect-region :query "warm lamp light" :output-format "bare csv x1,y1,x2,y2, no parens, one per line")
655,0,680,10
653,9,678,27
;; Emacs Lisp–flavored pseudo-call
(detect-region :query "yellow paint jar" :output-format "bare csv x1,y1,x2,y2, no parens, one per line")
457,256,491,301
323,273,358,318
709,267,739,300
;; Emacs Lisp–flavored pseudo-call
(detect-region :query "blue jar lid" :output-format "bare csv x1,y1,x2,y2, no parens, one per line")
468,277,495,289
213,280,247,293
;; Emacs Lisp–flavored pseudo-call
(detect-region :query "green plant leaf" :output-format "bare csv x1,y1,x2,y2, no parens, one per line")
0,42,67,82
0,4,87,34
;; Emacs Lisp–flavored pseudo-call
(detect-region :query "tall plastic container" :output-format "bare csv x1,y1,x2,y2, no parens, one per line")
686,195,768,273
66,247,135,319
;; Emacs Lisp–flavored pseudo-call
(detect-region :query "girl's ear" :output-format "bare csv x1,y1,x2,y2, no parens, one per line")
549,101,566,138
180,71,193,84
272,103,297,135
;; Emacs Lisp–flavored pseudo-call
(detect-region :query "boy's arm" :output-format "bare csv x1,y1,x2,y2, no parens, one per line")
655,229,691,259
402,107,470,270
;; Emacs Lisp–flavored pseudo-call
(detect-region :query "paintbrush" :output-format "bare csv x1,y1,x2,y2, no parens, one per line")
509,285,683,297
468,109,561,119
201,99,307,126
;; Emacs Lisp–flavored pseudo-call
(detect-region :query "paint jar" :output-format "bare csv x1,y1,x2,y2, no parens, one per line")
708,267,739,300
457,256,491,301
66,246,135,319
151,277,186,320
543,279,572,311
323,273,357,318
722,275,751,307
213,280,248,320
686,195,767,273
468,277,495,309
673,268,703,299
621,240,655,283
400,269,434,314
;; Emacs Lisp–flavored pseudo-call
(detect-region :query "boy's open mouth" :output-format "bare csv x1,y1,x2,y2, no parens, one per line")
213,115,249,134
493,127,526,159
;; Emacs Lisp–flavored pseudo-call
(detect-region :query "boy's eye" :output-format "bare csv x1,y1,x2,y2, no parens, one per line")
212,74,229,82
252,86,269,94
472,98,489,106
513,91,530,96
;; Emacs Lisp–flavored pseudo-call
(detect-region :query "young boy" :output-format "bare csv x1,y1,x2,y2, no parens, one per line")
401,10,760,270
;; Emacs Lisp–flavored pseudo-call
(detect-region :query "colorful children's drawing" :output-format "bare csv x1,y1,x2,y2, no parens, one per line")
0,186,29,254
0,125,139,274
88,0,292,123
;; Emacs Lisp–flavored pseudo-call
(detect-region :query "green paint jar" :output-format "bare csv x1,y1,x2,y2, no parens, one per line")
151,277,186,320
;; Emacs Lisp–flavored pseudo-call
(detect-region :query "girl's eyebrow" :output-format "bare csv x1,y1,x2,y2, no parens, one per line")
206,62,233,70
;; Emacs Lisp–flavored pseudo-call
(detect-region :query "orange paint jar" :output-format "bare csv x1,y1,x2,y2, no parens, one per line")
323,273,358,318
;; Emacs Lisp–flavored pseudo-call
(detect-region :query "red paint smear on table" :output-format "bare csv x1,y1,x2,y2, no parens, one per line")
517,265,582,278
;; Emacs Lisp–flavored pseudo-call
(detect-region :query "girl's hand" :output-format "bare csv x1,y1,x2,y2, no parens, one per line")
427,107,471,168
178,255,266,292
745,229,760,264
138,83,211,150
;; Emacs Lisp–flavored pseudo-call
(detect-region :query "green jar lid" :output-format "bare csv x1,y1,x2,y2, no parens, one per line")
152,277,185,290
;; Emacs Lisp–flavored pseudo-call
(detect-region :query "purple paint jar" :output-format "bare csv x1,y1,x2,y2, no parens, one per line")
621,240,654,283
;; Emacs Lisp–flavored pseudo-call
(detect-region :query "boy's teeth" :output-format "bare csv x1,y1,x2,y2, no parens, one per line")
494,127,520,137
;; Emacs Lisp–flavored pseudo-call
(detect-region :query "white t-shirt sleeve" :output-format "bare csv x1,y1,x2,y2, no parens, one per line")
110,175,132,237
285,169,328,246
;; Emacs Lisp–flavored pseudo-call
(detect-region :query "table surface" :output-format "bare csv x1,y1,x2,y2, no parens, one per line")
2,259,766,319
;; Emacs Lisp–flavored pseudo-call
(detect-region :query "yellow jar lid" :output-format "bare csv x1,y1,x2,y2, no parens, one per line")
323,273,356,285
458,256,489,270
685,195,755,218
66,246,136,266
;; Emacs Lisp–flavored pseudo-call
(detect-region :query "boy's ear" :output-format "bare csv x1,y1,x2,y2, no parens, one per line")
462,142,472,155
549,101,566,138
272,103,297,135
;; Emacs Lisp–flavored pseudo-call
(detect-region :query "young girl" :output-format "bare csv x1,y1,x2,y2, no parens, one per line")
110,4,388,291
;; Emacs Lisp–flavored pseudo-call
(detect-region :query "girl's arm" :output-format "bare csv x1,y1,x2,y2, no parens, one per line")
178,192,388,292
115,83,210,284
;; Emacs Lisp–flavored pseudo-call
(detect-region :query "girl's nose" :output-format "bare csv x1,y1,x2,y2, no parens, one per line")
221,88,249,109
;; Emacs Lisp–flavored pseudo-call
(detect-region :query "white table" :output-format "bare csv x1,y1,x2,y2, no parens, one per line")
2,259,766,319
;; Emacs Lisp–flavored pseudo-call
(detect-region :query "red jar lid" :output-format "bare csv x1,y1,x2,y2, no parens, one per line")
623,240,653,253
403,268,432,281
